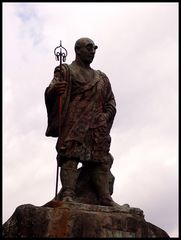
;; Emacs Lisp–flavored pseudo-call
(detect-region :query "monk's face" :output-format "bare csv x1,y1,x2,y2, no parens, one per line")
76,38,98,64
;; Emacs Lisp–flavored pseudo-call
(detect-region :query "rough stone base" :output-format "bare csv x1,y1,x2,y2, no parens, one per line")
2,201,169,238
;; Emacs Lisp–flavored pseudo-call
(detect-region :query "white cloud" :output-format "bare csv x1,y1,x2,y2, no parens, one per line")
111,126,178,236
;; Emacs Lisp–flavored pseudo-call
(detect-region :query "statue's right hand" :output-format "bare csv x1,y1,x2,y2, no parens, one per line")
54,81,67,95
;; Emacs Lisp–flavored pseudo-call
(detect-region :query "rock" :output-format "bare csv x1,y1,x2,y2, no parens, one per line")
2,201,170,238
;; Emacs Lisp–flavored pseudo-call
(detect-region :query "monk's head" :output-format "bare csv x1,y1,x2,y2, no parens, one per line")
74,37,98,65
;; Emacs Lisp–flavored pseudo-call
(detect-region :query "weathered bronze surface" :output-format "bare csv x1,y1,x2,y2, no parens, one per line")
45,38,116,206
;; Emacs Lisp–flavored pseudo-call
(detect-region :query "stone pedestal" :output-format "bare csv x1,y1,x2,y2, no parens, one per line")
2,200,169,238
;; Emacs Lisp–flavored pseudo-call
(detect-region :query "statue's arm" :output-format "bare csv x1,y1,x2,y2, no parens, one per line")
45,66,67,104
101,73,116,125
105,81,116,122
44,65,70,137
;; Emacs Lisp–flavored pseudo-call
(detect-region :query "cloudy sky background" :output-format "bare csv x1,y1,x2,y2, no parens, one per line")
3,3,178,237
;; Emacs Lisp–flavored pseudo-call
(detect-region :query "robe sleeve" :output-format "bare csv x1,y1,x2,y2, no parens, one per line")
45,76,60,137
99,71,116,130
45,64,71,137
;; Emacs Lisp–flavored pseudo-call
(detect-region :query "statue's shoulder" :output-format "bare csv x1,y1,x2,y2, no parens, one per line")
96,70,109,81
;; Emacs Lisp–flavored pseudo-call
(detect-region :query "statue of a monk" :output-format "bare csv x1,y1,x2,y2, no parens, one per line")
45,38,116,206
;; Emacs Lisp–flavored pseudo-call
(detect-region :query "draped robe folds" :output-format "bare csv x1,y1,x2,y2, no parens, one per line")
45,61,116,165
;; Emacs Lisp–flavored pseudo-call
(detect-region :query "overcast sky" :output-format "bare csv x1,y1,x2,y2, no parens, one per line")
3,2,178,237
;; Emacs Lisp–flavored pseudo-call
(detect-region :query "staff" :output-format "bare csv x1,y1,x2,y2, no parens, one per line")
54,40,68,200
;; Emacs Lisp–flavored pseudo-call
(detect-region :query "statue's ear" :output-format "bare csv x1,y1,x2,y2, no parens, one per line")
75,46,80,55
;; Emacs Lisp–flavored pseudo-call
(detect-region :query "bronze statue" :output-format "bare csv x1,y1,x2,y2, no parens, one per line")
45,38,116,206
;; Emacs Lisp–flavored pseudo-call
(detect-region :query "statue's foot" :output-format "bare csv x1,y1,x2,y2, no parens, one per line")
61,189,75,202
99,194,115,207
62,196,74,202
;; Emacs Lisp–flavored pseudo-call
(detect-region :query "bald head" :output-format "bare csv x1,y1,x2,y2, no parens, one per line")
75,37,97,50
74,37,98,65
